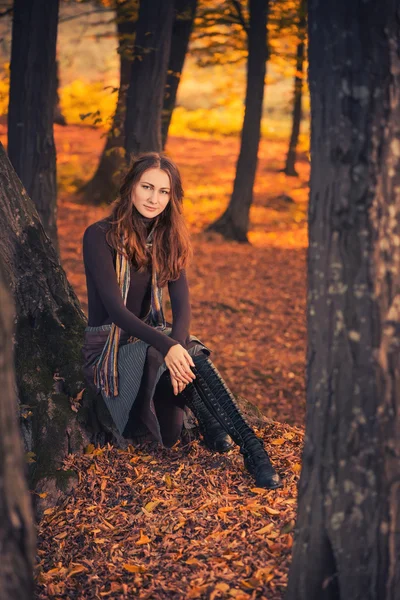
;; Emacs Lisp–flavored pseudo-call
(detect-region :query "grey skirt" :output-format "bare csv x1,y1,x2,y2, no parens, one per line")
81,323,211,443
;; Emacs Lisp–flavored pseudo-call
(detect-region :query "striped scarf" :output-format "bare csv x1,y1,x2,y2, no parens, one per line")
93,227,166,398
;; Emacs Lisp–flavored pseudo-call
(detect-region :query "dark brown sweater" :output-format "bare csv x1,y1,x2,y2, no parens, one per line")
82,216,191,357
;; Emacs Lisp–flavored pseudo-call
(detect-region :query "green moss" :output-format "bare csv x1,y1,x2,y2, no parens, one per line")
15,307,86,405
55,469,79,493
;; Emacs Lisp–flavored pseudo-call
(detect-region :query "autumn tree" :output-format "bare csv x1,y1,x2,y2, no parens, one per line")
286,0,400,598
80,0,137,206
124,0,175,158
162,0,198,148
206,0,270,242
0,256,36,599
8,0,60,252
283,0,306,176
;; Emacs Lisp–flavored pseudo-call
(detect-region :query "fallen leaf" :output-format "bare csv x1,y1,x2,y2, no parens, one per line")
135,530,151,545
122,563,147,573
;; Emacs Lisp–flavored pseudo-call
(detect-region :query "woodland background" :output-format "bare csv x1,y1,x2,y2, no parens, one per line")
2,0,399,599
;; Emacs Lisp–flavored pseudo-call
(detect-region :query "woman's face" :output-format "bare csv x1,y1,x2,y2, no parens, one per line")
131,168,171,218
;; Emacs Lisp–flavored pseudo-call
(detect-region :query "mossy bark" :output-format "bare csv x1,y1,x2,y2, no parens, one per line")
0,252,35,598
0,142,125,521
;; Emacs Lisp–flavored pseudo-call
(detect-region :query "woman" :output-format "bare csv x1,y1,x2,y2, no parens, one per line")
81,152,282,490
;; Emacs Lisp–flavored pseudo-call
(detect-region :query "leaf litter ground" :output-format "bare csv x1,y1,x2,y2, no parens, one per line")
0,123,310,599
35,423,303,599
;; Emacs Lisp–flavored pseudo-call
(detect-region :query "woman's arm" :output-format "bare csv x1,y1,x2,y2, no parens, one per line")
168,268,191,348
83,223,180,357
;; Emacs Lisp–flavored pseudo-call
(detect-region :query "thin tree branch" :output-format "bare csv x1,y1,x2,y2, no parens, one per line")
229,0,249,35
0,7,12,18
59,8,114,24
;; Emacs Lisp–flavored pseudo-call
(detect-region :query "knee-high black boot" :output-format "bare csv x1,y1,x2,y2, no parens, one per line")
184,354,282,490
163,370,234,453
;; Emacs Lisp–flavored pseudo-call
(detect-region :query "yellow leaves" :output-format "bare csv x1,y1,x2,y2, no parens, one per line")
164,473,174,490
255,523,274,535
25,451,36,463
143,499,162,514
271,437,286,445
135,530,151,545
217,506,235,517
265,506,280,516
84,444,105,456
250,487,270,494
215,582,230,593
187,584,209,598
66,564,88,578
185,557,204,567
122,563,147,573
54,531,68,540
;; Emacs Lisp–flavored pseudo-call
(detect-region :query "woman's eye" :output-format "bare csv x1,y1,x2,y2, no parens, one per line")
142,185,150,189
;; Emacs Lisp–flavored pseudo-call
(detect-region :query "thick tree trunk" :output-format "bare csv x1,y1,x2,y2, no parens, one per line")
161,0,197,149
8,0,60,253
125,0,175,159
0,258,36,599
283,0,306,177
206,0,269,242
80,0,137,206
0,141,134,522
286,1,400,599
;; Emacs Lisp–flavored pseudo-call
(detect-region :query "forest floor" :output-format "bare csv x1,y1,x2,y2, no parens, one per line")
0,123,309,599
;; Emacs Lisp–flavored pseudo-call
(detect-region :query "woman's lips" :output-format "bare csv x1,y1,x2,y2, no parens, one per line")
144,205,157,211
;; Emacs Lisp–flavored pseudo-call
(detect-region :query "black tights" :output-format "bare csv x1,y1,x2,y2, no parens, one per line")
153,370,187,447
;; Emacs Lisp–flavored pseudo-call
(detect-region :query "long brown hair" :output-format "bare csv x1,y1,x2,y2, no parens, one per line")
105,152,192,288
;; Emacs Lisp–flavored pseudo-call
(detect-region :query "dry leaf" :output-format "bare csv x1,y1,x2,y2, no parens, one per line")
122,563,147,573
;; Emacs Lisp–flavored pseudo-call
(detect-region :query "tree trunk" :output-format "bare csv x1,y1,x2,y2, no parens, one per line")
80,0,137,206
124,0,175,159
0,257,36,599
0,140,132,522
54,59,67,126
161,0,197,149
206,0,269,242
8,0,60,253
286,1,400,599
283,0,306,177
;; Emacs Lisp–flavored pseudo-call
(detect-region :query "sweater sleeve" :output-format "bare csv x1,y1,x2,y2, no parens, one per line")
83,223,180,358
168,268,191,348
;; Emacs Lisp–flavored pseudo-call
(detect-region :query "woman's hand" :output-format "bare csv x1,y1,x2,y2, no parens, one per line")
170,373,188,396
164,344,196,394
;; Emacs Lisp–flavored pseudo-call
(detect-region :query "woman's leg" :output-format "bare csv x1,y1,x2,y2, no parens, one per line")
181,353,282,489
153,370,186,448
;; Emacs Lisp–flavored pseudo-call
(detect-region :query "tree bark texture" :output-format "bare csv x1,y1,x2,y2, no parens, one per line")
8,0,60,253
206,0,269,242
124,0,175,159
161,0,198,149
81,0,137,206
286,1,400,599
0,257,36,599
284,0,306,177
